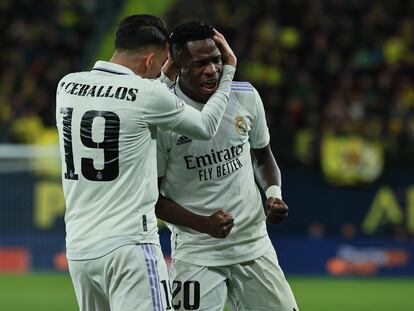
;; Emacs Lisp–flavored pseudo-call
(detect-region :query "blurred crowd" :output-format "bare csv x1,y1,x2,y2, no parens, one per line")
1,0,413,172
0,0,118,144
166,0,414,170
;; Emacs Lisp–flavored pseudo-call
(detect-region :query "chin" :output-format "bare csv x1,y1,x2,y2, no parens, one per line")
199,90,216,103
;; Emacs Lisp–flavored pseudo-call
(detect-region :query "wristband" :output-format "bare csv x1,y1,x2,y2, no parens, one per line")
265,185,282,200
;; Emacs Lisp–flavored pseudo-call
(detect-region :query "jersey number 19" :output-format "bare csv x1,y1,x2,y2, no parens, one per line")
60,107,120,182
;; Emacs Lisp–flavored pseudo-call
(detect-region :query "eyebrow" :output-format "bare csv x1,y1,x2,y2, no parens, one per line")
191,53,221,63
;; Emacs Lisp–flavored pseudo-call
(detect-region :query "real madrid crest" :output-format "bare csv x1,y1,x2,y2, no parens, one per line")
176,98,184,109
235,116,248,135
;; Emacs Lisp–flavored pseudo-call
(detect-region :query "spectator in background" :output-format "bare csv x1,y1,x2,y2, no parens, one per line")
0,0,117,143
165,0,414,171
3,0,414,171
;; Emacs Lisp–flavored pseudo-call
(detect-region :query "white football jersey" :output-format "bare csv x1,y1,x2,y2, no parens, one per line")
157,81,273,266
56,61,234,260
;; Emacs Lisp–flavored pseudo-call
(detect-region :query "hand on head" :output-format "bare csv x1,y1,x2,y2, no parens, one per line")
213,29,237,67
161,51,178,82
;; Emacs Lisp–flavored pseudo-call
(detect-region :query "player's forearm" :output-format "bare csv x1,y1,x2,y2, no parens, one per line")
252,145,282,192
160,58,177,87
155,195,207,233
173,65,235,140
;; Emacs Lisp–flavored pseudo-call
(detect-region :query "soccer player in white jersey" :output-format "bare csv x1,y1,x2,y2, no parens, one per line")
156,21,298,311
56,15,237,311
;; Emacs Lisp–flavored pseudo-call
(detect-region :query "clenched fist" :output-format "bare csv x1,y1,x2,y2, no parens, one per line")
201,209,234,238
266,198,288,224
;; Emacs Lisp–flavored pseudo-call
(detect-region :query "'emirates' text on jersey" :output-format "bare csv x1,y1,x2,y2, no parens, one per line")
157,82,273,266
56,61,187,260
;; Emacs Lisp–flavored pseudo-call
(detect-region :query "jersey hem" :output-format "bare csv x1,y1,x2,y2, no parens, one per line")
66,237,160,260
172,237,273,267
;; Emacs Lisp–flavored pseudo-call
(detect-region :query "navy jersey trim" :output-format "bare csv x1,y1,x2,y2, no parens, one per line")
92,68,130,75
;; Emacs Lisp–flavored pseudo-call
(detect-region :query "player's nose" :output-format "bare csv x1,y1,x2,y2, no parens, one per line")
204,62,218,75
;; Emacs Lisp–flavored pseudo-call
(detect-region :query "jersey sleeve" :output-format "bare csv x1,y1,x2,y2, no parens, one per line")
144,81,187,130
249,88,270,149
146,65,236,140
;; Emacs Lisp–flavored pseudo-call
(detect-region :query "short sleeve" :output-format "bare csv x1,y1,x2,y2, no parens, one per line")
249,88,270,149
144,81,186,130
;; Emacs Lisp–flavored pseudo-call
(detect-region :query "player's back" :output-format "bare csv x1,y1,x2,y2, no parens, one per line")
56,62,162,260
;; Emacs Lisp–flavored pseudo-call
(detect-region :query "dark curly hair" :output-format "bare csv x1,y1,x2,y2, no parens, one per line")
170,20,215,61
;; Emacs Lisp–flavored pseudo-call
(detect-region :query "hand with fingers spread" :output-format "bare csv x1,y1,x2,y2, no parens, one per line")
266,198,289,224
201,209,234,238
213,29,237,67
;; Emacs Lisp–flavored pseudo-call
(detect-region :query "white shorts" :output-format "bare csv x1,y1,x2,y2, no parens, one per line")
169,245,298,311
68,244,172,311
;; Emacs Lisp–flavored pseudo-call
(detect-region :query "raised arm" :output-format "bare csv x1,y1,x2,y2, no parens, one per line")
148,30,236,140
172,64,235,139
174,30,237,139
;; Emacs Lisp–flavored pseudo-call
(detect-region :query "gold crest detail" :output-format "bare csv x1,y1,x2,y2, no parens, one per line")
235,116,248,135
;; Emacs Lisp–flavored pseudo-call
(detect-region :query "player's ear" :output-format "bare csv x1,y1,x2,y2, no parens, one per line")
134,52,152,76
145,52,155,70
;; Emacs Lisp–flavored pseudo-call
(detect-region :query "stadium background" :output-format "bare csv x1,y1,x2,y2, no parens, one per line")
0,0,413,310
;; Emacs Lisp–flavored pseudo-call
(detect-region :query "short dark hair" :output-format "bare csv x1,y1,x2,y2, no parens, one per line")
115,14,169,51
170,20,215,62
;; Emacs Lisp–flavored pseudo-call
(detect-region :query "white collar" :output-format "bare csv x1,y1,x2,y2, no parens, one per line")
92,61,135,75
174,80,205,111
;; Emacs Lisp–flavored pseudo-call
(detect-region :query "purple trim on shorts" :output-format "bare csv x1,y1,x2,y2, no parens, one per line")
141,244,160,311
147,245,166,310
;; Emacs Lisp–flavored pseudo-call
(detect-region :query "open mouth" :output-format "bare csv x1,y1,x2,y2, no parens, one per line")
201,81,218,92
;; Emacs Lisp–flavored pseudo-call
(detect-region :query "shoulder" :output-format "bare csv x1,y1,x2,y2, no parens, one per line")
58,71,85,83
112,74,152,87
121,77,172,103
230,81,261,105
230,81,260,99
230,81,255,93
56,72,86,93
144,78,173,96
